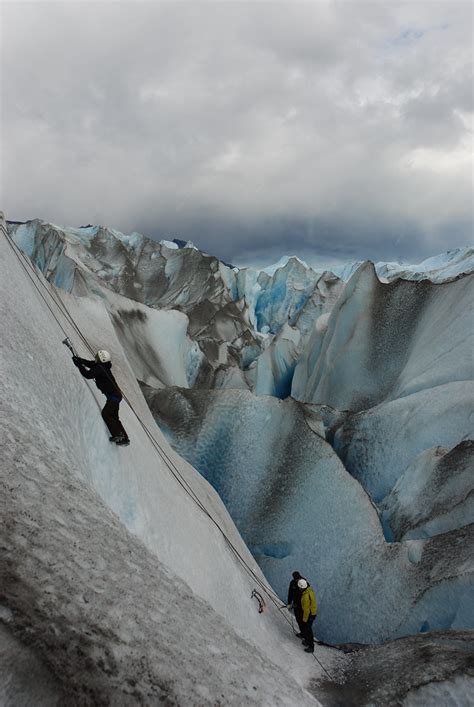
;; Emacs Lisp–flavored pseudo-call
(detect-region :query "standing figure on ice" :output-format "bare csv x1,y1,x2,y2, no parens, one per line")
287,571,306,636
298,578,317,654
72,350,130,446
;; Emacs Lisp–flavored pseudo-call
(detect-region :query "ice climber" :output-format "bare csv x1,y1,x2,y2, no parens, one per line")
287,571,306,636
297,579,317,653
72,350,130,446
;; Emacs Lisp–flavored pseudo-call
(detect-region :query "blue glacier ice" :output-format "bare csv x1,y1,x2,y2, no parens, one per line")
145,387,474,645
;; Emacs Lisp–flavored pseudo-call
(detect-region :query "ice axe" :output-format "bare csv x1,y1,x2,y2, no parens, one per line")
62,337,78,357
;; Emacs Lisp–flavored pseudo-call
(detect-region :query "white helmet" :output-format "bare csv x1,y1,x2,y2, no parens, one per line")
95,350,111,363
297,579,308,590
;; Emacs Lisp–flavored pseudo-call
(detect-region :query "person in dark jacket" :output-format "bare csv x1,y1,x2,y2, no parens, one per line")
72,350,130,446
287,571,306,636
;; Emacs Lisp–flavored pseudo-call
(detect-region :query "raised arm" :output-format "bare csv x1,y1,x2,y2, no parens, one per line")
72,356,95,379
74,356,95,367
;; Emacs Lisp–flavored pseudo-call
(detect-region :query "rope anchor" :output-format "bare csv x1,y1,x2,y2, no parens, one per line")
251,589,266,614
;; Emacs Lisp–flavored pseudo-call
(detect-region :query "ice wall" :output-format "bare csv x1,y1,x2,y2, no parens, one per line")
380,442,474,541
7,220,263,386
9,220,472,401
145,387,474,645
252,272,344,397
0,217,321,702
292,262,474,503
292,262,474,412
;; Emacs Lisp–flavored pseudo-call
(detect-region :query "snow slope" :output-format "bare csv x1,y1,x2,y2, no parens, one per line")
0,216,325,703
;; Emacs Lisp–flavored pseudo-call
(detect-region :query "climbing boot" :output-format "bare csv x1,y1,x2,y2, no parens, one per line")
116,437,130,446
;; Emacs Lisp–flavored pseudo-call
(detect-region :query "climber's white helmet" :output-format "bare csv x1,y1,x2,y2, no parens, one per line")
95,350,111,363
297,579,308,590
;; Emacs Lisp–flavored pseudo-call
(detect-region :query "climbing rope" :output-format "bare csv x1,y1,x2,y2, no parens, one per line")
1,219,335,680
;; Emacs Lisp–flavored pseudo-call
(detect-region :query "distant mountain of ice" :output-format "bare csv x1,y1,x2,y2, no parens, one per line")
375,247,474,283
251,246,474,283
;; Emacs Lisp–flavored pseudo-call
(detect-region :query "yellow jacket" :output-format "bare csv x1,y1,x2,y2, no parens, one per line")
301,586,317,622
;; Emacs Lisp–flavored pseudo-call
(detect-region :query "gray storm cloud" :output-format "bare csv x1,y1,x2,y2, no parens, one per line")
2,1,472,264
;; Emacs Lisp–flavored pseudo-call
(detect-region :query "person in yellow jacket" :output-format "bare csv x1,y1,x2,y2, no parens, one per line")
298,578,317,653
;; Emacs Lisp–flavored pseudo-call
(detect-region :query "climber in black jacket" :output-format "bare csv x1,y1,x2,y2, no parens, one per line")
287,571,306,636
72,350,130,446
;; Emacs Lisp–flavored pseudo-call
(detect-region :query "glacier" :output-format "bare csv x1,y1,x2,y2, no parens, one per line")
329,246,474,284
1,216,325,705
8,219,473,400
2,214,474,704
292,261,473,503
144,388,473,645
7,220,264,388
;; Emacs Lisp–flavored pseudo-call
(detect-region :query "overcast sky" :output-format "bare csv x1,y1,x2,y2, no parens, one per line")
2,1,473,266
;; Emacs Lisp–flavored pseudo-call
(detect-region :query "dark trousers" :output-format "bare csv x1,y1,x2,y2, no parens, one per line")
102,399,128,439
302,615,316,649
294,605,305,633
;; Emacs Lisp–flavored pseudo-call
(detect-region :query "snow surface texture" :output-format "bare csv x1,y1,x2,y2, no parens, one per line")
314,630,474,706
0,217,325,704
144,387,474,645
380,442,474,541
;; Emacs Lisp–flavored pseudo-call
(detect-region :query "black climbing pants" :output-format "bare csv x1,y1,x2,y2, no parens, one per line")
302,615,316,650
294,605,305,633
101,399,128,439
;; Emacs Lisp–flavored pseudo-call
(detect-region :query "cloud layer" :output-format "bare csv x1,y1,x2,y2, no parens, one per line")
2,1,472,264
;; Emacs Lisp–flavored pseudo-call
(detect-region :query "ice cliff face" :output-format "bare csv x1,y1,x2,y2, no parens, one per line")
290,261,474,553
292,261,473,413
144,387,473,645
8,220,473,398
8,220,263,388
380,442,474,542
1,215,323,704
